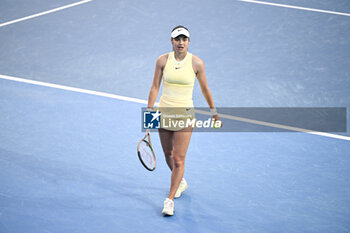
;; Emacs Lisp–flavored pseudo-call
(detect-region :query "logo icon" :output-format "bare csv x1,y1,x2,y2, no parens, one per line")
144,109,161,129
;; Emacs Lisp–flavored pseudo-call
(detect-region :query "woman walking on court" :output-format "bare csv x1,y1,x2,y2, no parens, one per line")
147,25,221,216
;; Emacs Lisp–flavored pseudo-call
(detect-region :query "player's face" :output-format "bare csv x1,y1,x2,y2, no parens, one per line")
171,35,189,53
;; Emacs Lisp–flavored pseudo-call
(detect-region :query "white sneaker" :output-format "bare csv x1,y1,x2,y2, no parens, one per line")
175,178,188,198
162,198,174,216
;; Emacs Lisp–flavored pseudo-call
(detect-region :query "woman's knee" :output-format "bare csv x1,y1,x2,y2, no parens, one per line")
173,154,185,168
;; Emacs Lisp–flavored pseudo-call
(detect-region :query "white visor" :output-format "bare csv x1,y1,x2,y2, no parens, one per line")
171,27,190,38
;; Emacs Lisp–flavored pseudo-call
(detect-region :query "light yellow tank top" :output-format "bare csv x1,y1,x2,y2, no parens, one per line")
159,51,196,107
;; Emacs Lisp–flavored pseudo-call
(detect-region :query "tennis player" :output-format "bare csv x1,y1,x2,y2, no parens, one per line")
147,25,221,216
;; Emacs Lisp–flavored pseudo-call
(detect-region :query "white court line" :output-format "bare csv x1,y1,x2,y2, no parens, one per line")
0,74,148,104
0,0,93,28
1,74,349,141
196,110,350,141
238,0,350,17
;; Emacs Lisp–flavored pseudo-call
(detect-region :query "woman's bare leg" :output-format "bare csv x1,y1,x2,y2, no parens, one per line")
167,128,192,200
158,128,174,171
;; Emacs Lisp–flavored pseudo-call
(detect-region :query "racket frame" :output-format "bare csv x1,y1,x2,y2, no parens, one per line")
137,133,156,171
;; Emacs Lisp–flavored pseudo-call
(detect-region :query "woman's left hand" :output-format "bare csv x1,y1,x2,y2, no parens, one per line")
213,115,223,128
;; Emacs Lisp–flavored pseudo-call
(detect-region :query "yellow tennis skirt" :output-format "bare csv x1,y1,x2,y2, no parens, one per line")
158,96,195,131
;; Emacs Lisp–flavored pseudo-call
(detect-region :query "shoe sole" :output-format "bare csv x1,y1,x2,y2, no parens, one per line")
162,211,174,216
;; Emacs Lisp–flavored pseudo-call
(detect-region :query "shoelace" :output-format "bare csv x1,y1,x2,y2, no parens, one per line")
165,199,173,209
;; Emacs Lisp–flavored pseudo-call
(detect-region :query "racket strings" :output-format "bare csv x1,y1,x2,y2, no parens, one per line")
139,141,155,169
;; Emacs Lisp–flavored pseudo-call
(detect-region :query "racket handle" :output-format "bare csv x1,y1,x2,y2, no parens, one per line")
146,130,152,144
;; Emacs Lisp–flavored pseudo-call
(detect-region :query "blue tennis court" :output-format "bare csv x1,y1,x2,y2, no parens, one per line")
1,0,350,232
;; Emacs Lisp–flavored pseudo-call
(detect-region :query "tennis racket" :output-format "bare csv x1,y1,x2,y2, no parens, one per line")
137,132,156,171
